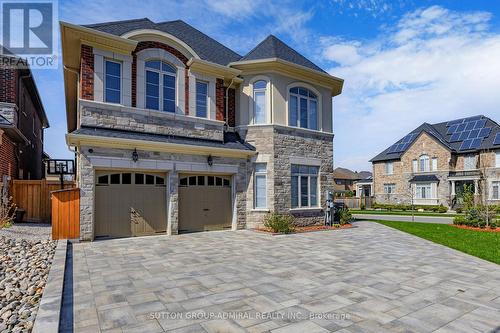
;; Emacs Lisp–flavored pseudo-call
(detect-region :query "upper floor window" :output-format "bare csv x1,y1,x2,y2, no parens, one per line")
496,151,500,167
145,60,176,112
385,162,394,175
464,155,476,170
432,157,438,171
412,159,418,173
419,155,430,172
253,80,267,124
105,60,121,104
196,81,208,118
289,87,317,130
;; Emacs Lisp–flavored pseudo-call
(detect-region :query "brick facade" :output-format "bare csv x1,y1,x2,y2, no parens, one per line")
225,87,236,127
132,41,190,112
0,132,17,179
215,78,225,122
0,67,17,104
80,44,94,100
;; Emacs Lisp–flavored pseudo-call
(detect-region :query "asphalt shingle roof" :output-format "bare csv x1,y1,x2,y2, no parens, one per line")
240,35,326,73
371,115,500,162
84,19,241,66
82,19,326,72
73,126,255,152
410,174,440,182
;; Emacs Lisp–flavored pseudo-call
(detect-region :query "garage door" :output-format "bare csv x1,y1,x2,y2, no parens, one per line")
178,175,232,233
95,171,167,238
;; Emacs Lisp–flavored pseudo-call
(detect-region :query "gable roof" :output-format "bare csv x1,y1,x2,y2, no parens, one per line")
371,115,500,162
333,167,372,180
239,35,326,73
84,19,241,66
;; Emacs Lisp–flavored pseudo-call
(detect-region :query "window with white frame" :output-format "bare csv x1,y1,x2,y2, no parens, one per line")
383,183,396,194
416,183,433,199
496,152,500,167
291,165,319,208
254,163,267,209
419,155,430,172
464,155,477,170
253,80,267,124
412,159,418,173
492,181,500,200
196,81,208,118
289,87,318,130
105,60,121,103
432,157,438,171
385,162,394,175
145,60,176,112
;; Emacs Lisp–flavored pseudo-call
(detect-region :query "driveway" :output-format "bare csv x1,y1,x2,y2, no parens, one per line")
353,214,453,224
60,221,500,333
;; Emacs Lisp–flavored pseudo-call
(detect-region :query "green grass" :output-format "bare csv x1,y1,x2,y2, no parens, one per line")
372,220,500,264
351,210,460,217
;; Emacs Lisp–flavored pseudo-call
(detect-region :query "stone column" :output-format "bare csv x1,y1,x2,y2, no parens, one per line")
451,180,456,196
474,179,479,195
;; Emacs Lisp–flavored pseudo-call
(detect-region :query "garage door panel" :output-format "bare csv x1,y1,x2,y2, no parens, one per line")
95,172,167,238
178,175,232,233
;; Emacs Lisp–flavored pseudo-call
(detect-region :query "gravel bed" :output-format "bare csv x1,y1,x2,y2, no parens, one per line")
0,236,57,333
0,224,51,242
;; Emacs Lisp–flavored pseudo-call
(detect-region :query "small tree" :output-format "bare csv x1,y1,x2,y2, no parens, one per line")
0,183,16,228
461,184,475,211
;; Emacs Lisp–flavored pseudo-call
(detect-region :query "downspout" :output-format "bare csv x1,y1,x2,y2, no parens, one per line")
224,78,235,130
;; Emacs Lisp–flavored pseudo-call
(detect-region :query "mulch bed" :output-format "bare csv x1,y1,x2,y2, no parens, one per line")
451,225,500,233
253,224,353,235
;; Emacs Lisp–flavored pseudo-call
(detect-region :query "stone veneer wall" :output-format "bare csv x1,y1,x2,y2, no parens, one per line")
80,102,224,141
241,125,334,228
77,146,248,241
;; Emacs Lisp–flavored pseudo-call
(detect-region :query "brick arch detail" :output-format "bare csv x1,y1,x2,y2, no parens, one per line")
132,41,190,112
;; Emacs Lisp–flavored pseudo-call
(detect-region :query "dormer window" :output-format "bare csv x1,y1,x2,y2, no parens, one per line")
289,87,317,130
145,60,176,112
253,80,267,124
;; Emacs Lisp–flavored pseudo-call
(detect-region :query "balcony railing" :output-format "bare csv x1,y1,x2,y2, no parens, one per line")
449,170,482,178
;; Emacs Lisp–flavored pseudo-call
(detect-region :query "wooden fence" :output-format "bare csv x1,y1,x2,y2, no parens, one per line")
10,180,75,222
51,188,80,240
335,196,374,209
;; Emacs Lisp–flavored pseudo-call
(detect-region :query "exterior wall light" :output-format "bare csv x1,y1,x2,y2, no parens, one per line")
132,148,139,163
207,155,213,166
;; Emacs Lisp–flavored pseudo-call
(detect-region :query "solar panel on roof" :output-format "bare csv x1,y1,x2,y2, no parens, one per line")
478,127,491,138
446,119,465,126
493,133,500,145
450,133,461,142
447,124,458,134
470,138,482,149
465,121,476,131
474,119,486,129
458,131,470,141
468,129,480,139
465,115,483,122
457,123,467,132
460,139,473,151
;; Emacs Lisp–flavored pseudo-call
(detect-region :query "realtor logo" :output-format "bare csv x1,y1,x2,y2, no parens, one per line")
0,0,58,68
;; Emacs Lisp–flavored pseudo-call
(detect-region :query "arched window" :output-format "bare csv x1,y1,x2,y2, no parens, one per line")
289,87,317,130
253,80,267,124
145,60,176,112
419,155,430,172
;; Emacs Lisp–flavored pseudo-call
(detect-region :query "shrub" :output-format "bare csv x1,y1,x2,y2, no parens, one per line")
455,207,463,214
453,216,466,225
360,203,366,210
339,208,352,225
264,213,295,234
0,185,16,229
438,205,448,213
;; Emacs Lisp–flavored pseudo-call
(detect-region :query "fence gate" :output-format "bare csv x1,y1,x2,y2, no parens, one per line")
51,188,80,240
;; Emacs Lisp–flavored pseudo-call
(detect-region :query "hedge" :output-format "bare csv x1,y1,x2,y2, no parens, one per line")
372,203,448,213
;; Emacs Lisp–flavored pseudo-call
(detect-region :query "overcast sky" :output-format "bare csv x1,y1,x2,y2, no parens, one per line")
32,0,500,171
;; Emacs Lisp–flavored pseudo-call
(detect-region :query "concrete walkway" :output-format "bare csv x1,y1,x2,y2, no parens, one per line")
60,222,500,332
353,213,453,224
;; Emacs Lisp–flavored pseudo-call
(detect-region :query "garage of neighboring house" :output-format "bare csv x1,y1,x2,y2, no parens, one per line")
94,171,168,238
178,174,233,233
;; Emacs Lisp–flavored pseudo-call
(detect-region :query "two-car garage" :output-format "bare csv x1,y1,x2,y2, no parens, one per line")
94,171,233,238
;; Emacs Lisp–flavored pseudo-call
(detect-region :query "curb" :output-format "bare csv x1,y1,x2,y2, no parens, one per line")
32,239,68,333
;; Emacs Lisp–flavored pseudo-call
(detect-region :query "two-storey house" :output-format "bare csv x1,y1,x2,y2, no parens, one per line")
60,19,343,240
371,115,500,208
0,55,49,182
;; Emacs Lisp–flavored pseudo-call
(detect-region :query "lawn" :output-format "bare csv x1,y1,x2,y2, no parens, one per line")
351,209,500,218
373,220,500,265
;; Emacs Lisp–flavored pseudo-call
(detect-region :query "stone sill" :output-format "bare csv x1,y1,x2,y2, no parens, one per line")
250,209,271,213
289,207,323,213
237,124,334,138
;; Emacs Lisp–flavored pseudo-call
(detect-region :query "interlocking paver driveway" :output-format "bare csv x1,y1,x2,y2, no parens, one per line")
60,221,500,333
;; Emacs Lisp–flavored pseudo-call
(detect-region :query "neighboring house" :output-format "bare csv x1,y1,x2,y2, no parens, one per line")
354,176,373,198
0,56,49,182
333,167,371,195
60,19,343,240
370,115,500,208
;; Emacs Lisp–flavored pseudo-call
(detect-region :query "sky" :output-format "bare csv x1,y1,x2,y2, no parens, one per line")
32,0,500,171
